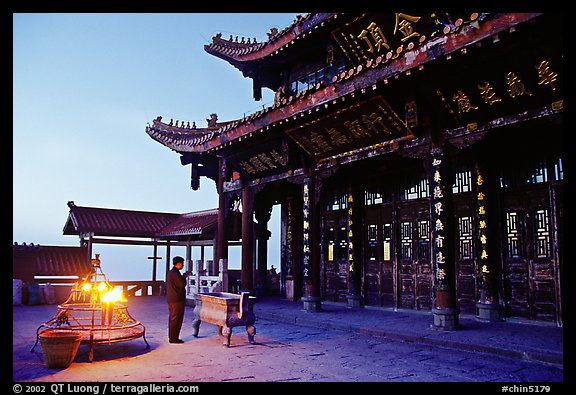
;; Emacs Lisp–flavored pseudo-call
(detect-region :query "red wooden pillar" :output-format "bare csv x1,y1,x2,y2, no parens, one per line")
474,161,501,321
302,175,322,311
430,146,460,330
164,239,171,284
152,240,158,282
346,184,363,307
255,205,271,296
216,158,229,269
241,186,254,293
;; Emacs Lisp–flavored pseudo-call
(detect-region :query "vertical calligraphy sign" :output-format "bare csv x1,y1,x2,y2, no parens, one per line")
346,192,355,279
431,147,448,291
286,199,293,277
475,163,493,301
302,178,311,283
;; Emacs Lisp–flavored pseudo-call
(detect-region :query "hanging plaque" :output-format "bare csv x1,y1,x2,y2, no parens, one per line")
286,96,414,162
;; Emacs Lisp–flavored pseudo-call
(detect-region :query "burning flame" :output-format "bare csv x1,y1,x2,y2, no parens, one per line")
102,289,125,303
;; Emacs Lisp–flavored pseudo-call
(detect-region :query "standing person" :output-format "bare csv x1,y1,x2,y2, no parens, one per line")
167,256,189,343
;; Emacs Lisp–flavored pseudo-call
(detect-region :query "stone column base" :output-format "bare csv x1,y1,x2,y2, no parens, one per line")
476,302,501,322
346,294,362,308
285,279,294,301
432,307,460,331
302,296,322,312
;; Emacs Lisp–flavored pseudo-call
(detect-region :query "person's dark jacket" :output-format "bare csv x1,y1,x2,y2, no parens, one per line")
166,266,186,303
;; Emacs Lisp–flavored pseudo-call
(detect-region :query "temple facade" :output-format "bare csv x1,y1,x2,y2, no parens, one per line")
146,13,563,328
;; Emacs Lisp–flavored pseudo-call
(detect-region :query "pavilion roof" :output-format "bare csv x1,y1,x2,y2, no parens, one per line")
156,209,218,238
62,201,220,240
13,243,90,277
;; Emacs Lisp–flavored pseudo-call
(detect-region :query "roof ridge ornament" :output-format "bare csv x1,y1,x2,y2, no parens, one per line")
213,32,259,46
266,27,279,40
207,113,218,128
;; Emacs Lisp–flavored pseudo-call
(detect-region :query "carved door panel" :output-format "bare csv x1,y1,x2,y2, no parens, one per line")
381,208,395,307
454,194,477,315
502,187,557,321
324,214,349,302
364,205,394,307
397,201,432,310
364,207,380,306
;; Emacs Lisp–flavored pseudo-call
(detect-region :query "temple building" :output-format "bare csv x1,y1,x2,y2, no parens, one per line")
146,13,563,329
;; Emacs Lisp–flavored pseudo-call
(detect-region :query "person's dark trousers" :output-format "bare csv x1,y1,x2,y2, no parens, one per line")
168,301,185,341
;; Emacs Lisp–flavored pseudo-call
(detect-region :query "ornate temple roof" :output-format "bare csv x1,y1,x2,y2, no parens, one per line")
147,12,543,156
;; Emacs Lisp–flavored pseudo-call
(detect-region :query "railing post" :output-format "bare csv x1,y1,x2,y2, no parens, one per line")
194,259,203,294
220,258,228,293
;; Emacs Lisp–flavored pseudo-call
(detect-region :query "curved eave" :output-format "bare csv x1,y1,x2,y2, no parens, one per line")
146,118,221,153
203,13,339,64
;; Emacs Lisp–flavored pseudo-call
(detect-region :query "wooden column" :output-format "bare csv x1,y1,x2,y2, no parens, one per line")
212,235,219,276
346,185,363,307
281,198,297,300
165,239,171,284
82,232,94,269
151,239,158,282
255,205,271,297
474,161,501,321
429,146,459,330
241,186,254,293
185,240,192,269
302,175,322,311
185,240,192,296
216,158,229,269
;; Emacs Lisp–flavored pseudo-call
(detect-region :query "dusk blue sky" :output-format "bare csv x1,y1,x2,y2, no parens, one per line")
13,13,300,280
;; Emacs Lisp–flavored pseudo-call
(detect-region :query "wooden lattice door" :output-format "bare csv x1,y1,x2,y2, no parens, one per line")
501,187,557,321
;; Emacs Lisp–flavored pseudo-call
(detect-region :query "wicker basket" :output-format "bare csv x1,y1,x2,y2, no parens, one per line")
39,330,82,369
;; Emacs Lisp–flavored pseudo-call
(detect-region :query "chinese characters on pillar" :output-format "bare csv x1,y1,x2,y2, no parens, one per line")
302,179,311,282
285,200,294,277
431,148,448,290
346,193,355,275
475,165,492,292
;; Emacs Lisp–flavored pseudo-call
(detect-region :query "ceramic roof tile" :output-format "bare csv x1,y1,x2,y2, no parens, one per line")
13,244,91,277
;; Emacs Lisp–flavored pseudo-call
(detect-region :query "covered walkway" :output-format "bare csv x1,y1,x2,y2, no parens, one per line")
61,201,245,295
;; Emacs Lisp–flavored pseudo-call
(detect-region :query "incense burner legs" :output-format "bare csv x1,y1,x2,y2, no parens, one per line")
191,292,256,347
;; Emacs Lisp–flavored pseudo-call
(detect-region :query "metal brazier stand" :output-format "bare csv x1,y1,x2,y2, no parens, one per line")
31,255,149,363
